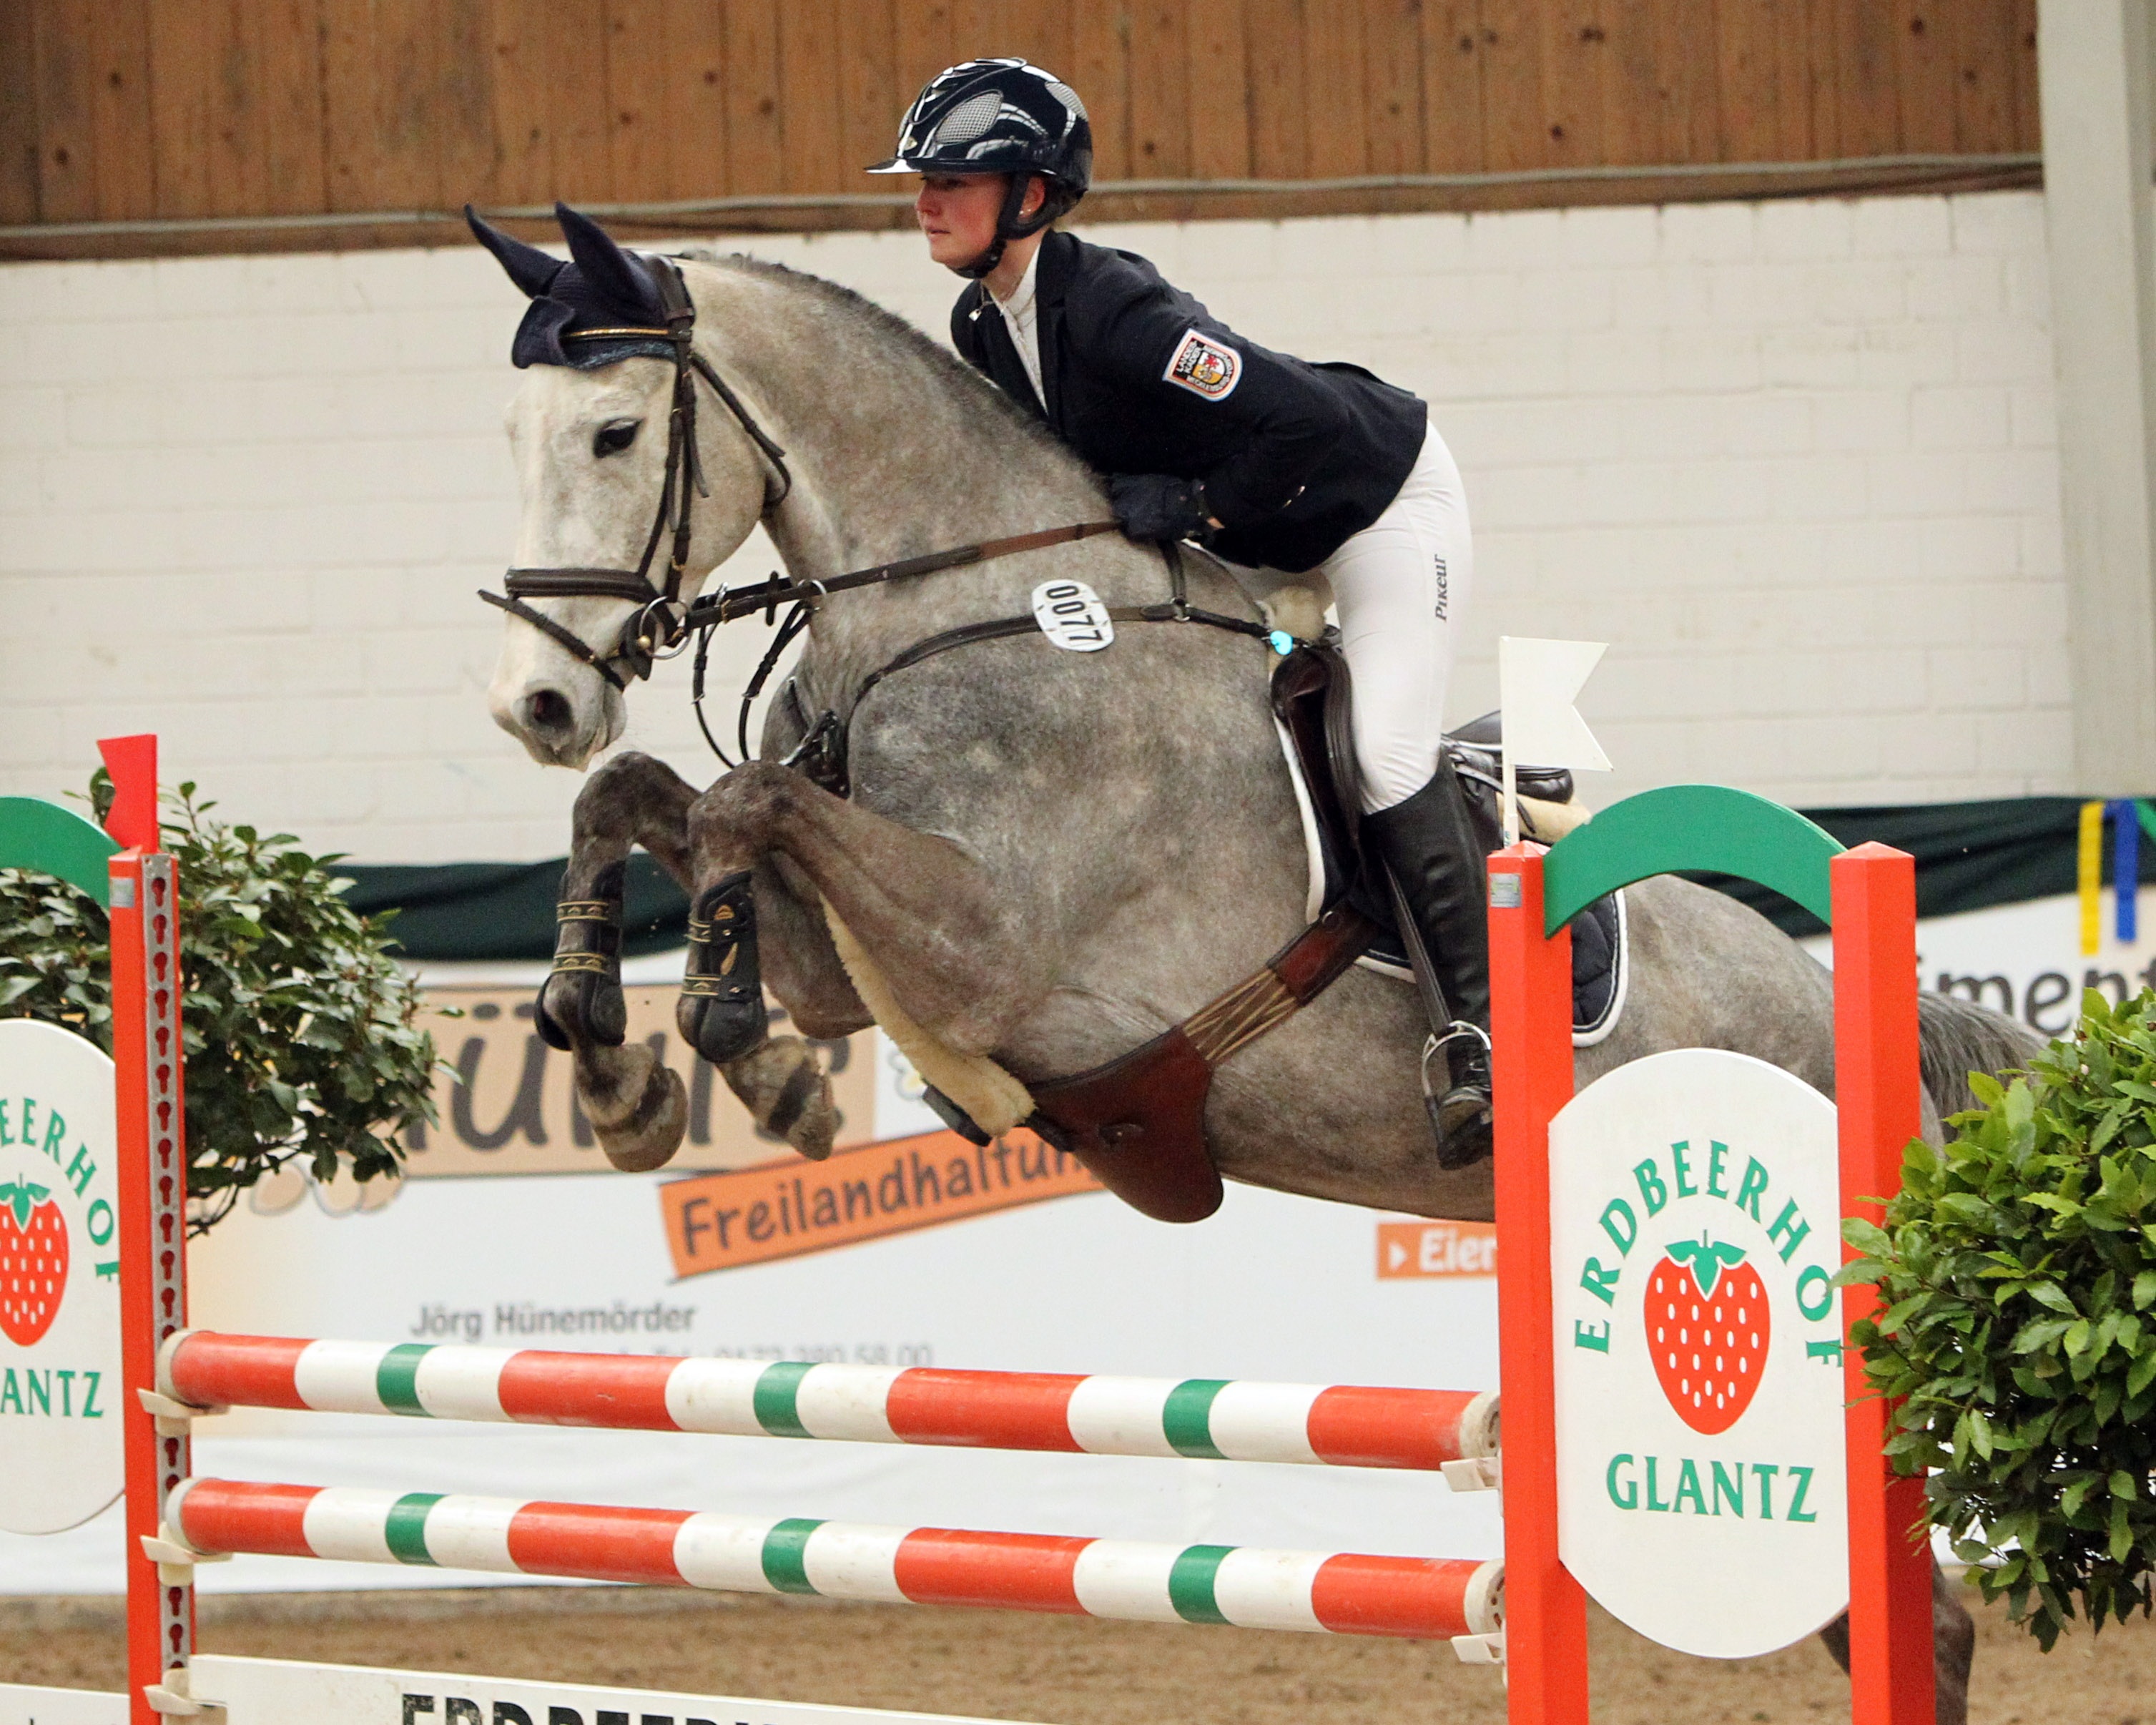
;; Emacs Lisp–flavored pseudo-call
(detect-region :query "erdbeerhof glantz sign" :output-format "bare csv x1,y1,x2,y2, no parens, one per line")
1550,1048,1850,1658
0,1019,123,1533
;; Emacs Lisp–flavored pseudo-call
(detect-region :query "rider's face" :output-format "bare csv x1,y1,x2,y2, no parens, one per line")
915,173,1008,270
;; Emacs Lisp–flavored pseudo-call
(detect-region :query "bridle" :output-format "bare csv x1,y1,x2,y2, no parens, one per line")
479,250,1285,767
478,254,794,694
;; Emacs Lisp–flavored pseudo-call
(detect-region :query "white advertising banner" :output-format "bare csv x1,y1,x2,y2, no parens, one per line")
1550,1049,1849,1658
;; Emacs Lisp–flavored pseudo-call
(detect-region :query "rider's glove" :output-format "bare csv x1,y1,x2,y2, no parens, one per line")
1110,472,1212,543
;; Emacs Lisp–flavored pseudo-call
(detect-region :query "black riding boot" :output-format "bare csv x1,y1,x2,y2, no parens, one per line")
1362,758,1494,1168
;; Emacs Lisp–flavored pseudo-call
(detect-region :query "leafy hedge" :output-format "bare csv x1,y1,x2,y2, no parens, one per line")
0,780,436,1231
1846,988,2156,1649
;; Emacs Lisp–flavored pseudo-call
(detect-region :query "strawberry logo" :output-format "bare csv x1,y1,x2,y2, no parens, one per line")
1646,1234,1768,1435
0,1180,69,1347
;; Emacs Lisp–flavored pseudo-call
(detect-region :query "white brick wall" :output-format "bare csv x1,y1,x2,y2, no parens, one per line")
0,192,2069,860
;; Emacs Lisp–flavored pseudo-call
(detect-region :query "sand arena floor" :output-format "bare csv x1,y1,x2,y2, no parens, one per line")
6,1580,2156,1723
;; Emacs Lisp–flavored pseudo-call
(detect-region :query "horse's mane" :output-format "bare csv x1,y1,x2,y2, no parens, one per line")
674,247,1080,471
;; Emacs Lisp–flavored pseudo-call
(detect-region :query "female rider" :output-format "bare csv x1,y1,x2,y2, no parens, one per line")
870,59,1491,1151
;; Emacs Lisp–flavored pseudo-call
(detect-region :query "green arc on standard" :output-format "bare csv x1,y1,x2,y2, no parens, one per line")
0,797,118,909
1541,785,1844,934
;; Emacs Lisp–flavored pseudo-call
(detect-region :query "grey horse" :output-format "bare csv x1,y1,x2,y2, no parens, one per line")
476,213,2034,1721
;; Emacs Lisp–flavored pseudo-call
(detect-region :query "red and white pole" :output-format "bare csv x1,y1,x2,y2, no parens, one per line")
103,734,192,1725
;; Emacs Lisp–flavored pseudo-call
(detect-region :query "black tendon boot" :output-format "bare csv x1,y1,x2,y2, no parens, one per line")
1362,757,1494,1170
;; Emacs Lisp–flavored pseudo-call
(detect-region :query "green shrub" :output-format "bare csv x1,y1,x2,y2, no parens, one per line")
1846,987,2156,1649
0,779,436,1231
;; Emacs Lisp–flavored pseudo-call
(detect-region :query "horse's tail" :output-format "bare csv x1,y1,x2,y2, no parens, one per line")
1914,991,2048,1131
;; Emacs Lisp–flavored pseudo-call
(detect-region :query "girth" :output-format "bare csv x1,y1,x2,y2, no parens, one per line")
1028,903,1377,1224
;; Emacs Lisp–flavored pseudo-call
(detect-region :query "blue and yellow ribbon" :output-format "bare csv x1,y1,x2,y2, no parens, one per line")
2079,798,2156,954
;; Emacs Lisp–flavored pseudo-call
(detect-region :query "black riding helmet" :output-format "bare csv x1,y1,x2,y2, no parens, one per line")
868,58,1092,279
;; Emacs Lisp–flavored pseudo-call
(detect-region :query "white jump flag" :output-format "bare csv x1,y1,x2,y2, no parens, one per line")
1496,637,1612,847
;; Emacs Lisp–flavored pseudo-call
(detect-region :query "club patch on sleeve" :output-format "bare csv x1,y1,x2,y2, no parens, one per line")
1163,328,1241,400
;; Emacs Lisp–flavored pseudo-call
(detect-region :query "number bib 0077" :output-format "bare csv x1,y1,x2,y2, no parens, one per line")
1031,580,1114,653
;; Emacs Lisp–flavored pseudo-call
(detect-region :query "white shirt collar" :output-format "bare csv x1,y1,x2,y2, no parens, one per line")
991,245,1041,329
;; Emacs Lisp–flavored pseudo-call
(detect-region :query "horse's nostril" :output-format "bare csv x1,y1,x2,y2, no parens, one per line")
527,689,575,734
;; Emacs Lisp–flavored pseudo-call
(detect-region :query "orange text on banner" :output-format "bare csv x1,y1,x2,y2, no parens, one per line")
1376,1219,1498,1279
660,1129,1104,1277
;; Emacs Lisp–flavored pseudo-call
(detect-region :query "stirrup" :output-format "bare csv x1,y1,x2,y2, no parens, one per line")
1422,1023,1493,1171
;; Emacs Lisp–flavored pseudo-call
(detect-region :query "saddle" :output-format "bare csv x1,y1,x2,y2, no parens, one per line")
1023,642,1606,1224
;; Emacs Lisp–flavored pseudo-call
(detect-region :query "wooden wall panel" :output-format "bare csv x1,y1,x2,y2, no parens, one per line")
540,1,615,205
837,0,897,182
1362,0,1424,176
1066,4,1133,183
1810,0,1896,159
0,0,2048,250
1477,0,1552,172
481,0,556,208
0,2,39,222
2008,0,2041,154
605,0,675,205
1128,2,1193,179
255,0,327,217
1244,0,1309,180
1185,0,1251,181
1893,8,1959,154
1420,1,1486,174
1301,0,1368,177
146,0,217,216
722,0,783,200
778,0,842,195
31,0,101,222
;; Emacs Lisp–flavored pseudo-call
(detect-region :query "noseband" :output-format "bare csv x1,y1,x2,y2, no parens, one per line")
479,255,794,692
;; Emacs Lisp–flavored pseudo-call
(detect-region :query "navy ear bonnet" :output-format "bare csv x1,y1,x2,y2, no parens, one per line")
466,202,680,370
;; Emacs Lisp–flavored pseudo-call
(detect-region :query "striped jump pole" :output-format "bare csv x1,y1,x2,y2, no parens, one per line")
164,1478,1501,1643
160,1332,1499,1478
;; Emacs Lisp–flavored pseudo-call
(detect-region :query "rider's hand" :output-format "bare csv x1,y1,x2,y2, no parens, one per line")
1110,472,1212,543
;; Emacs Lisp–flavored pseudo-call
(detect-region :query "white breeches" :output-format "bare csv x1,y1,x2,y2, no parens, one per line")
1235,431,1473,814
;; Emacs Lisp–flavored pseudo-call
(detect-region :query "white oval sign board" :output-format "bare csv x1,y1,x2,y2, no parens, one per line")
0,1019,122,1533
1031,579,1114,652
1551,1048,1848,1658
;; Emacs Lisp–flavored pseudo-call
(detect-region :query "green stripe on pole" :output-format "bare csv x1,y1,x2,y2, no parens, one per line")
384,1493,445,1566
761,1518,825,1594
1167,1545,1234,1625
1161,1380,1229,1459
375,1344,434,1416
753,1362,817,1439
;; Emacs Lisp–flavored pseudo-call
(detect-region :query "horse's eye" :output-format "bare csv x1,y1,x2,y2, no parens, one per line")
594,421,639,457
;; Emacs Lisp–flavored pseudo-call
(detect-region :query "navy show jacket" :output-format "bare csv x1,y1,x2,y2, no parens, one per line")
950,230,1428,575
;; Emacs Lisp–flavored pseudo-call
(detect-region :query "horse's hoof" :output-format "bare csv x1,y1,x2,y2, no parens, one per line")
576,1041,686,1171
596,1061,687,1173
538,967,626,1050
722,1037,836,1161
680,870,764,1062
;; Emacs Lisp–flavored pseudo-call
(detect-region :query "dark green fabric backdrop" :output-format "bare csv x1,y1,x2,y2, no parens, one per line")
341,796,2115,960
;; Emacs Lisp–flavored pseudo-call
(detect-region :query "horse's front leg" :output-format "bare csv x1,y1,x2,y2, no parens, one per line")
679,761,1044,1064
536,753,699,1174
